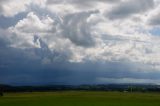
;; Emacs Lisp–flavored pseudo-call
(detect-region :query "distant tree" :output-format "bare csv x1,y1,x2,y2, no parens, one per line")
0,92,3,96
127,86,133,92
0,86,3,97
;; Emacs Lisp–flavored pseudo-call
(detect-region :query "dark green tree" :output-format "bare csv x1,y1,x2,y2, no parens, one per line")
0,85,3,97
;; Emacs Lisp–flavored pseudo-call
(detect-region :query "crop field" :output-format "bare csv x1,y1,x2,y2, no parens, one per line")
1,91,160,106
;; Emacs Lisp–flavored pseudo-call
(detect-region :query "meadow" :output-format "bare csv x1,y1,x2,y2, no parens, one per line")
0,91,160,106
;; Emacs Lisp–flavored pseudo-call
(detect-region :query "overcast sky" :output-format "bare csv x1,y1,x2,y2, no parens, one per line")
1,0,160,85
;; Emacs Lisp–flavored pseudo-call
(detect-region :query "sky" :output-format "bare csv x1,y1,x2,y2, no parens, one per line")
1,0,160,85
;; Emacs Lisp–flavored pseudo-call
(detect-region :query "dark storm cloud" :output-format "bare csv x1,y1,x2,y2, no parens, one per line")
61,10,99,47
0,12,27,29
107,0,154,19
1,45,160,85
149,13,160,26
1,0,160,86
0,35,160,85
0,35,70,85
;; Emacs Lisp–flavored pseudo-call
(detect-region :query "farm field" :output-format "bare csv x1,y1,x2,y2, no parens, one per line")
0,91,160,106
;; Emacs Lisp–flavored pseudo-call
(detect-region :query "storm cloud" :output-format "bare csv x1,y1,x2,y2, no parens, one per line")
107,0,154,19
1,0,160,85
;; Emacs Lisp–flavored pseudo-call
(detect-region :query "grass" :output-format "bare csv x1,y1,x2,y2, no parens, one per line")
1,91,160,106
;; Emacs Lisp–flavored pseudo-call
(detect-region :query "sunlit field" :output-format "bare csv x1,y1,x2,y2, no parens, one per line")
1,91,160,106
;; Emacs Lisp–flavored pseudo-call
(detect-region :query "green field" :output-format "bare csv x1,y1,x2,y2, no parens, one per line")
1,91,160,106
